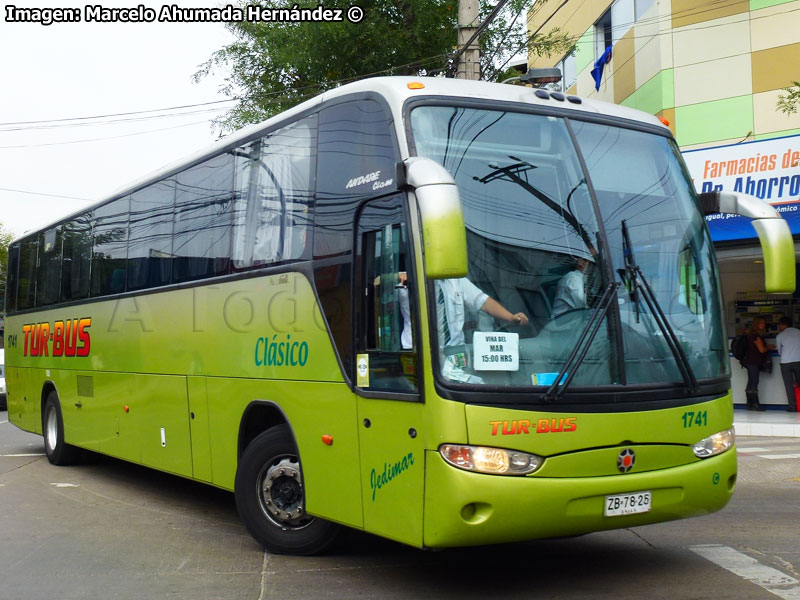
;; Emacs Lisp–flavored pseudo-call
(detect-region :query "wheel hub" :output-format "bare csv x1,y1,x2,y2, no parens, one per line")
259,456,312,529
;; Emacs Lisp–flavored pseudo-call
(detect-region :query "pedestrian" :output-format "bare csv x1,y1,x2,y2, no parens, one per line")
776,316,800,412
741,316,770,411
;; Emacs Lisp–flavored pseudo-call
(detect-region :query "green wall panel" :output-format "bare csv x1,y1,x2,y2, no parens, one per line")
621,69,675,115
750,0,794,10
675,96,754,146
755,127,800,140
575,28,594,74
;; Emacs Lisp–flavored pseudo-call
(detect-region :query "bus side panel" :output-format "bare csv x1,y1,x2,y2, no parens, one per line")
357,397,425,547
6,367,38,433
187,376,213,483
63,372,193,477
206,378,364,529
133,374,192,477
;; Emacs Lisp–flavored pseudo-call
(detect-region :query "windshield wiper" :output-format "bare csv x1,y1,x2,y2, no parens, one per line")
544,281,619,402
476,159,598,257
619,220,699,392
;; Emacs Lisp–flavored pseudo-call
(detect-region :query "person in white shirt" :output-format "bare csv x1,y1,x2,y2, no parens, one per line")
435,277,528,383
552,258,589,318
776,316,800,412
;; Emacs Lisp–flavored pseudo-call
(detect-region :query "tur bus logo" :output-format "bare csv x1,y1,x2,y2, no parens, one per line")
21,318,92,357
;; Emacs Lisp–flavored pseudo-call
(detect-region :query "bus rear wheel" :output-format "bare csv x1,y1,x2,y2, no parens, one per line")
235,424,340,555
42,392,79,466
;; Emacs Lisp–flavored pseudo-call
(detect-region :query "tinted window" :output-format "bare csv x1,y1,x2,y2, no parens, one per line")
5,244,20,313
173,154,235,283
61,214,92,302
128,179,175,290
17,238,38,310
313,99,400,377
356,195,417,393
315,98,399,258
35,227,62,307
91,197,129,296
232,115,316,269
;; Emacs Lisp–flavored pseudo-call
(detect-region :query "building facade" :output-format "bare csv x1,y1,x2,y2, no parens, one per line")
527,0,800,149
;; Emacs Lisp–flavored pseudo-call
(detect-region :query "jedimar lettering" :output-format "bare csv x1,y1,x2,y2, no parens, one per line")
489,417,577,436
21,318,91,357
370,452,414,501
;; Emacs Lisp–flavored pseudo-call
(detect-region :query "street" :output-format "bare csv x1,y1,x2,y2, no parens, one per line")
1,411,799,600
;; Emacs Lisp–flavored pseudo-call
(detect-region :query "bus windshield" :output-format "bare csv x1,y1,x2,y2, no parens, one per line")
410,105,727,393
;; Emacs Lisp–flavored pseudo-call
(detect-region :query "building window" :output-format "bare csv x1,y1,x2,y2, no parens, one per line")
635,0,654,20
558,52,577,92
595,9,612,60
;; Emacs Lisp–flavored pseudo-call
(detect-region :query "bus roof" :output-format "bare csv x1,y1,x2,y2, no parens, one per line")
15,76,667,243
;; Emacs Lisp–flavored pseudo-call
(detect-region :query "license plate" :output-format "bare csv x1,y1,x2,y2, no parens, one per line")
604,491,652,517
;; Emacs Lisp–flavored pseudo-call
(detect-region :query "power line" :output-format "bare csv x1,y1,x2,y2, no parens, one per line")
0,187,93,201
0,120,210,149
0,99,237,128
0,106,229,133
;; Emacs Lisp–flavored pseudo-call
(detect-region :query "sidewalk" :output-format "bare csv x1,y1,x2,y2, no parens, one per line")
734,408,800,437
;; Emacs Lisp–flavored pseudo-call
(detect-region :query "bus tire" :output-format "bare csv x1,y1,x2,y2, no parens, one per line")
235,424,339,555
42,392,79,466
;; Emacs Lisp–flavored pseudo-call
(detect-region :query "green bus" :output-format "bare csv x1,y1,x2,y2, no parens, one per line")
4,77,794,555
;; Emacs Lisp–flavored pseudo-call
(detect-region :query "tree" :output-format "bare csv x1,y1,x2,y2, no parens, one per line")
196,0,571,132
0,223,14,312
777,82,800,116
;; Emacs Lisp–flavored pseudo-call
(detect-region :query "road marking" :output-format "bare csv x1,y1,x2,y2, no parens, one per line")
50,483,80,488
0,453,45,457
761,454,800,460
258,552,271,600
691,545,800,600
0,420,8,425
738,447,769,452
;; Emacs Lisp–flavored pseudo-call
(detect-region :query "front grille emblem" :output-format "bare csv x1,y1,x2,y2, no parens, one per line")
617,449,635,473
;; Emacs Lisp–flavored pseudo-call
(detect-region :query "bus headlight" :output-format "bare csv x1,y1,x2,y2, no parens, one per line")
692,428,735,458
439,444,543,475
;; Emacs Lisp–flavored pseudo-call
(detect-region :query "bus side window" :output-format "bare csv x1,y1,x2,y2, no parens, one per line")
90,197,130,297
232,116,315,270
17,237,39,311
356,195,418,394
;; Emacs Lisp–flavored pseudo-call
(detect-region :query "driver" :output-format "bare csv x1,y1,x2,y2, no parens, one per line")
436,277,528,383
552,257,589,318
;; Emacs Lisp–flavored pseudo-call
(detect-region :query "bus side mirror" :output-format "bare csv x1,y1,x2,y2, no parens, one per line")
403,157,468,279
699,191,796,293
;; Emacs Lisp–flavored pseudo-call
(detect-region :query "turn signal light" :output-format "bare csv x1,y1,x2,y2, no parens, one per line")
407,82,425,90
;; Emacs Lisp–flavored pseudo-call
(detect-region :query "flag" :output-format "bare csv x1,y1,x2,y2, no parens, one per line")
591,45,613,91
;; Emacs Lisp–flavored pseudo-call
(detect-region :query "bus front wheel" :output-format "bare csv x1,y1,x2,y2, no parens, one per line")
42,392,79,466
235,424,340,555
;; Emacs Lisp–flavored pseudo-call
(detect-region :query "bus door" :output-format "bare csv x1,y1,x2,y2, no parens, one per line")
355,195,425,547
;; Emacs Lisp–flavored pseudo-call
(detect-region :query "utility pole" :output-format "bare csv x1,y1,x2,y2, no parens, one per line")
457,0,480,80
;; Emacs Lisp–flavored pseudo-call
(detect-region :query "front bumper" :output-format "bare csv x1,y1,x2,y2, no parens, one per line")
423,446,736,548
